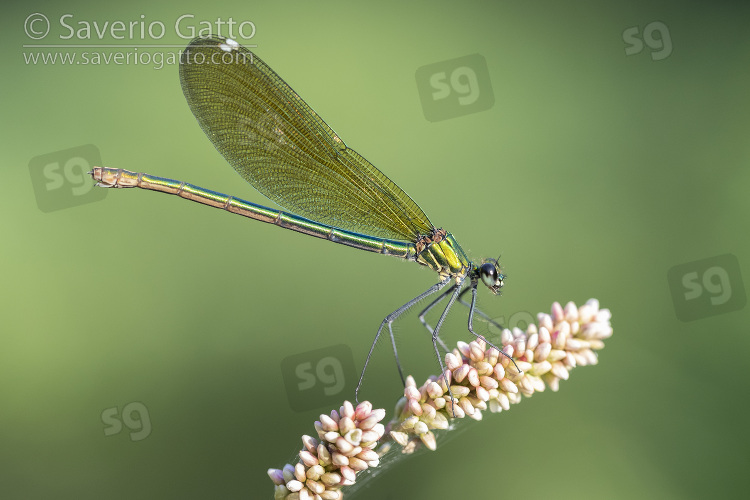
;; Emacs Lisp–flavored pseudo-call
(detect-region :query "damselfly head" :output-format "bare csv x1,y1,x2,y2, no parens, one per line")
479,258,505,295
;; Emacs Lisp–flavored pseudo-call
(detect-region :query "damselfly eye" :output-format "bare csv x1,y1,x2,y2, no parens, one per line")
480,262,499,288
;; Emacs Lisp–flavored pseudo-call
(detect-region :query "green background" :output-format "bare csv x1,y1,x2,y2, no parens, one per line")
3,0,749,498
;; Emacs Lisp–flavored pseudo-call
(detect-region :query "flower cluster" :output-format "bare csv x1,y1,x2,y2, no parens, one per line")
386,299,613,453
269,299,613,497
268,401,386,500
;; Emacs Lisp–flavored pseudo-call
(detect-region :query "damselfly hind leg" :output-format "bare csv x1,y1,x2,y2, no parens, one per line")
427,274,468,418
355,279,451,403
417,284,458,353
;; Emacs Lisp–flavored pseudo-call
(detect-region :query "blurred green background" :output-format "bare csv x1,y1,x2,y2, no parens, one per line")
2,0,749,498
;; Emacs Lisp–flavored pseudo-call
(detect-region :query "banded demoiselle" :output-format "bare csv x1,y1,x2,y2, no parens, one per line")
90,36,519,402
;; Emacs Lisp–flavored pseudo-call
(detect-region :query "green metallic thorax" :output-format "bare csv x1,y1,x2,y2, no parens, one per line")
416,231,470,280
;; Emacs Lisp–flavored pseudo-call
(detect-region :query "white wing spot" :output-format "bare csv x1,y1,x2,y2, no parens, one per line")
219,38,240,52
